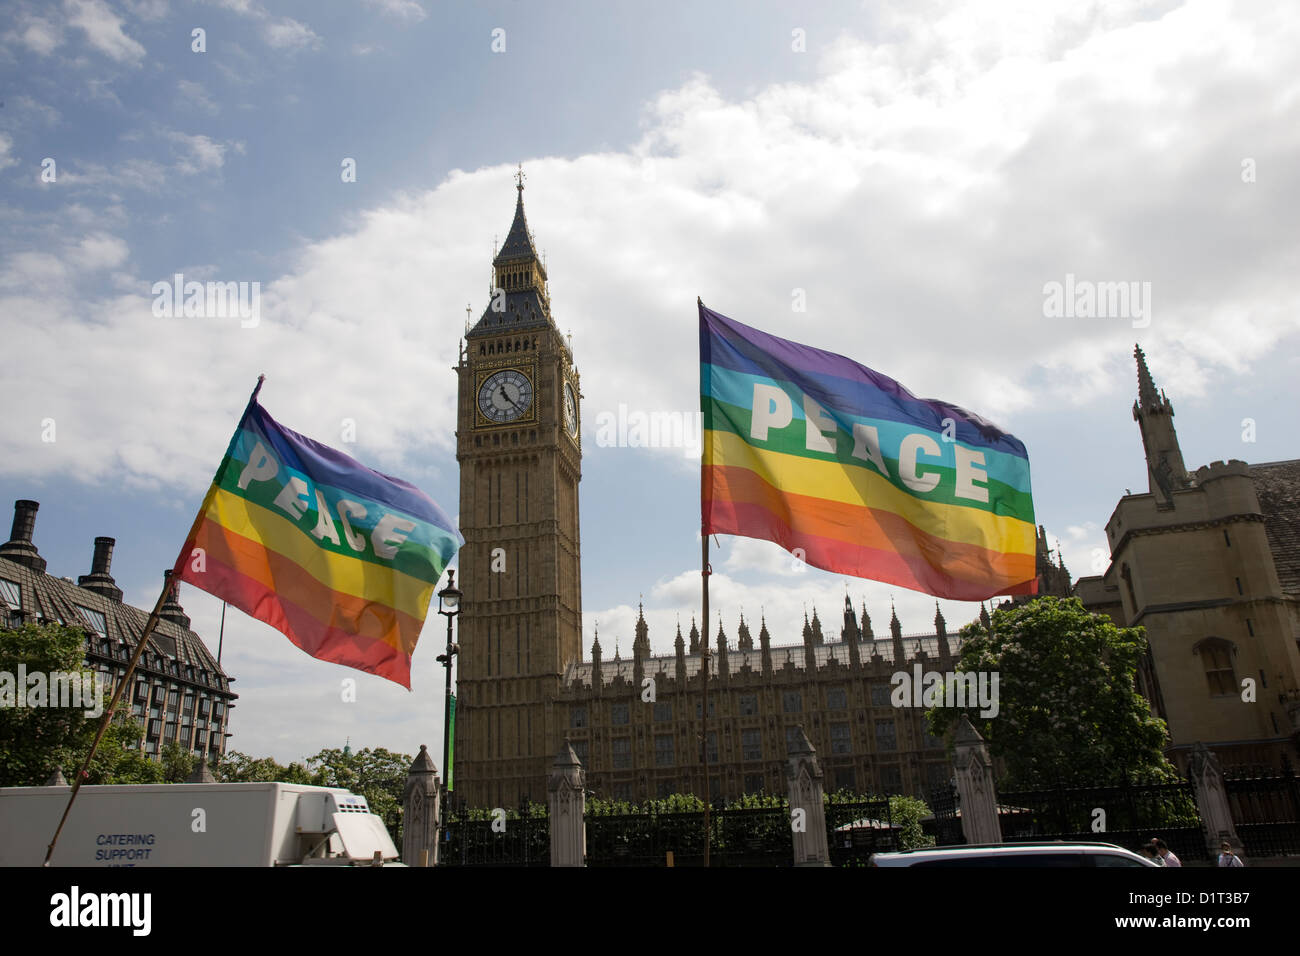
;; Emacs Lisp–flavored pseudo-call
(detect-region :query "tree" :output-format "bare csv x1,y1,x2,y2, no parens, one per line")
306,747,411,843
925,596,1176,788
213,746,411,845
161,742,198,783
0,621,161,786
212,751,315,785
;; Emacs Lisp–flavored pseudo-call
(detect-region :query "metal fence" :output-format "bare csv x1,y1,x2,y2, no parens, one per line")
440,796,899,866
824,798,896,866
440,798,550,867
1224,765,1300,859
586,803,792,867
996,777,1204,861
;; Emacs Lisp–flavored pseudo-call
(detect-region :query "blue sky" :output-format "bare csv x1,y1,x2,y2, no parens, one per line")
2,0,1298,765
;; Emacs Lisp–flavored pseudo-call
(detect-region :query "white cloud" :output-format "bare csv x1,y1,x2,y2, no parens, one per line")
0,134,17,172
209,0,321,52
2,1,1298,528
176,79,219,115
124,0,169,19
65,0,146,64
11,14,63,55
362,0,426,21
166,130,233,173
68,232,130,271
264,17,320,50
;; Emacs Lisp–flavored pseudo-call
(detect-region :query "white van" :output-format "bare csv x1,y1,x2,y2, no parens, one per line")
0,782,400,867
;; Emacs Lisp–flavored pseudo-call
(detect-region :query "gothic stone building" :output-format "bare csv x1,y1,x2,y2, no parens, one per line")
555,601,964,805
451,181,1074,807
1074,347,1300,771
0,499,237,763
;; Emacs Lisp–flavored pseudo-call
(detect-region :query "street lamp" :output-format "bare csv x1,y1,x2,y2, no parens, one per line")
436,569,461,853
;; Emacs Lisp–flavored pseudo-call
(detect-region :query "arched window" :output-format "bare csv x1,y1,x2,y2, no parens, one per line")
1194,637,1237,697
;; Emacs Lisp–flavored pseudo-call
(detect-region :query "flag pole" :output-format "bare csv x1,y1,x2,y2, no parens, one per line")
698,295,712,867
701,526,711,868
43,374,266,865
43,575,174,865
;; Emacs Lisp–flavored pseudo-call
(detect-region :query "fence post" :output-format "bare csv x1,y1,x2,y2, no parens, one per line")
785,725,831,867
401,744,441,866
548,738,586,867
1188,742,1241,861
953,716,1001,844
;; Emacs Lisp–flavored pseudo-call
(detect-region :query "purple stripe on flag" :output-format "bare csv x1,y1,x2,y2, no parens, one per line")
699,303,1026,458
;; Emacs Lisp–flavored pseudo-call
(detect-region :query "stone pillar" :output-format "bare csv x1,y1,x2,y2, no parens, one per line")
953,716,1000,844
785,725,831,866
1188,742,1241,860
402,744,441,867
548,739,586,867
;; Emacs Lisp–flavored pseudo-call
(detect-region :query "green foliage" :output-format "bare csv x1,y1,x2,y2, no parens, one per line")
161,742,197,783
0,621,160,786
728,791,785,809
926,596,1177,789
306,746,411,841
888,795,935,850
212,751,315,784
214,746,412,844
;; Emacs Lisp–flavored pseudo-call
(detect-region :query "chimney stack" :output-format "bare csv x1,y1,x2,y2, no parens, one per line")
78,536,124,602
160,569,191,629
0,500,47,572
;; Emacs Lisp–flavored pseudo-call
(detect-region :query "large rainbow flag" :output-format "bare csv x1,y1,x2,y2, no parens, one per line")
174,392,463,688
700,303,1037,601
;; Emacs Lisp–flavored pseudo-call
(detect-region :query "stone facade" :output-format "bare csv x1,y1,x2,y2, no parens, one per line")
1075,347,1300,771
452,178,584,807
555,600,962,804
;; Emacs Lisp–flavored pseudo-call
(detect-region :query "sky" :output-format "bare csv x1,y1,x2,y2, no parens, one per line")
1,0,1297,765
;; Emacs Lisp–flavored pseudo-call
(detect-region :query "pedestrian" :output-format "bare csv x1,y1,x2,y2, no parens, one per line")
1138,844,1164,866
1217,841,1244,867
1148,838,1181,867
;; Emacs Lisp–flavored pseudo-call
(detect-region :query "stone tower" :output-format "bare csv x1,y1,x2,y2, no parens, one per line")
1132,344,1190,505
453,173,584,807
1073,346,1300,770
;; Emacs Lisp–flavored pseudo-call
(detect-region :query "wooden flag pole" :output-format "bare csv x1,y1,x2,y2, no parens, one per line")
44,374,266,865
43,575,173,865
697,297,712,867
701,528,711,868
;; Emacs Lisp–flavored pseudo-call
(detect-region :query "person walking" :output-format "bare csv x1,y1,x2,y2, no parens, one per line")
1148,838,1181,867
1217,841,1244,867
1138,844,1164,866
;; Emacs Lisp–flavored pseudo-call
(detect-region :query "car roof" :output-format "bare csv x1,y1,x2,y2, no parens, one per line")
886,841,1130,855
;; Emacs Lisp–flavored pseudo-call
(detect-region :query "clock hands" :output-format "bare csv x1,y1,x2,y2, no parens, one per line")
498,385,526,412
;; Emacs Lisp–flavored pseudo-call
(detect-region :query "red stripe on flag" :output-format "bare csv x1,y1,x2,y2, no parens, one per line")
181,542,415,688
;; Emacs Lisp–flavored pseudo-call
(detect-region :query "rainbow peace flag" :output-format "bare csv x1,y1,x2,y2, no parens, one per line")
700,303,1036,601
174,394,463,688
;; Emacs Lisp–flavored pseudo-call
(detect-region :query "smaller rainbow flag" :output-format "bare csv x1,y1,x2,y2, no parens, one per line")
174,390,463,688
701,303,1037,601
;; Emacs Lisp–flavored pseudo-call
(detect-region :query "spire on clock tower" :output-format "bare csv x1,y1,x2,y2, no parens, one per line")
468,171,553,338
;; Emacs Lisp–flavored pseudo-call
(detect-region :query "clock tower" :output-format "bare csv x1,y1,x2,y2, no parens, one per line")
453,173,583,807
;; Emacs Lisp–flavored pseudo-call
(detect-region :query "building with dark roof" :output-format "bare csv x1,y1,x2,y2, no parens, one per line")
1074,348,1300,771
0,500,237,762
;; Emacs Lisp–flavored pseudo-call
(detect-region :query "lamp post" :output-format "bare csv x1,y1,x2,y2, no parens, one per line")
436,569,461,854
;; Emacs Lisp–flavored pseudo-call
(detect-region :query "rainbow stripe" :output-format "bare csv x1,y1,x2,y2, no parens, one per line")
700,303,1037,601
174,399,463,688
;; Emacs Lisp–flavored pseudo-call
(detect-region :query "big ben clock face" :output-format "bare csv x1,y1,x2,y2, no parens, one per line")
478,368,534,424
563,381,578,437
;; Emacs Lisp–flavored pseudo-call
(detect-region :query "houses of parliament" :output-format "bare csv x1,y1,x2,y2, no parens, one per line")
451,178,1300,808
